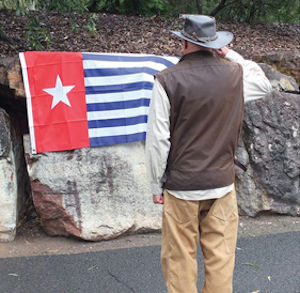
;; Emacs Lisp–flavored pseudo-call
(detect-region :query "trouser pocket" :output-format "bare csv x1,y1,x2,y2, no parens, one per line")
164,191,198,224
211,190,239,254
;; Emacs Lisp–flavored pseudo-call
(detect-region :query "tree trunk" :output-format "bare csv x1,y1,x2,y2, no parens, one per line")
195,0,203,14
209,0,235,17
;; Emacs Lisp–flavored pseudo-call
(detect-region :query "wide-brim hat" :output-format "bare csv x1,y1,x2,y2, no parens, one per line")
170,15,233,49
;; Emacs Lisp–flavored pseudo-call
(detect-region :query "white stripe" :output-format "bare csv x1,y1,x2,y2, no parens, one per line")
88,123,147,138
84,72,154,87
86,89,152,104
83,60,168,72
87,106,149,121
86,90,152,104
161,56,180,63
19,53,37,154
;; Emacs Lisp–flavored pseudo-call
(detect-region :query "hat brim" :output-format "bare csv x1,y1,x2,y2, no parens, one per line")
170,30,234,49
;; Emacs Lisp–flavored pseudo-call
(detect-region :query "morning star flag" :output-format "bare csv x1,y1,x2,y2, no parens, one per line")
19,52,178,154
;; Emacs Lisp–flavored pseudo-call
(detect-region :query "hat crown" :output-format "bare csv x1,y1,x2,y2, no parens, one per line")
185,15,216,39
170,14,233,49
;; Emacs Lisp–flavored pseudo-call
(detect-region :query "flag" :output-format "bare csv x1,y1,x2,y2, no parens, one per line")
19,52,178,154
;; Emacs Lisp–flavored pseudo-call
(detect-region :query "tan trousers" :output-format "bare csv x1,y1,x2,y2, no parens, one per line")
161,189,239,293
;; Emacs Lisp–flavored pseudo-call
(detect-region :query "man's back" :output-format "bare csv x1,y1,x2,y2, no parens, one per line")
156,50,244,190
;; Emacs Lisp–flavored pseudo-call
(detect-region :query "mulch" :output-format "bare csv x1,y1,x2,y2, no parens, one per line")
1,10,299,59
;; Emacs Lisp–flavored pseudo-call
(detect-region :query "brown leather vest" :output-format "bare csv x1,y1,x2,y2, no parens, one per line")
156,50,244,190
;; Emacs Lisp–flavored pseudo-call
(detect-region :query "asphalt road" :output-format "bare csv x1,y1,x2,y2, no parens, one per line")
0,231,299,293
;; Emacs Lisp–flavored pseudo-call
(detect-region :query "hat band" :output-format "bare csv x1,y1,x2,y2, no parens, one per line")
181,30,218,43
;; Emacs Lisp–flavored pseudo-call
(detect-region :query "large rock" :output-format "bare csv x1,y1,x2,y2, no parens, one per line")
254,51,300,87
0,109,30,242
23,138,162,241
235,61,299,217
236,91,300,216
0,56,25,97
259,63,299,92
23,91,300,241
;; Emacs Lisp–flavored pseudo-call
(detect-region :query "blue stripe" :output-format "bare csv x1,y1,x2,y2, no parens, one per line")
82,53,176,68
88,115,148,128
87,98,150,111
84,67,158,78
85,81,154,95
89,132,147,147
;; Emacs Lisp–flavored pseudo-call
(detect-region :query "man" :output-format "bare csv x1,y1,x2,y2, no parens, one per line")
145,15,272,293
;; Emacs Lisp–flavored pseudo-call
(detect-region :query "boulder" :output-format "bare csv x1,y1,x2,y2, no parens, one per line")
0,109,30,242
236,91,300,216
258,63,299,92
23,138,162,241
0,56,25,97
254,51,300,87
23,91,300,241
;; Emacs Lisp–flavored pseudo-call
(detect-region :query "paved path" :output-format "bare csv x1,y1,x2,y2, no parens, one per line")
0,231,299,293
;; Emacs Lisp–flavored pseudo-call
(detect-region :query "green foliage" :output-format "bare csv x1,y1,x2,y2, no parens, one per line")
0,0,33,14
89,0,172,16
163,0,299,23
90,0,119,12
1,0,299,23
120,0,172,15
15,0,31,15
40,0,90,12
24,16,53,50
166,0,199,17
173,20,183,30
217,0,300,23
262,0,300,24
0,0,15,10
69,18,81,35
85,13,98,36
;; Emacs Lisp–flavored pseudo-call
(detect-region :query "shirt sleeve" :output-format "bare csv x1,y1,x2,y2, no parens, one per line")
225,49,272,103
145,79,171,195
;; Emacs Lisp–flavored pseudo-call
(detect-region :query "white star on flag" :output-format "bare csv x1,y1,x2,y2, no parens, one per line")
43,75,75,109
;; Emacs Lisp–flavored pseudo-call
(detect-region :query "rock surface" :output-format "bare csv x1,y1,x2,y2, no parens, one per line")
255,51,300,88
23,90,300,241
236,91,300,216
259,63,299,92
0,109,29,242
0,56,25,97
24,138,162,240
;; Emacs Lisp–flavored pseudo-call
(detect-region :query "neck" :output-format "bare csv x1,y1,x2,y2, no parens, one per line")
184,41,212,55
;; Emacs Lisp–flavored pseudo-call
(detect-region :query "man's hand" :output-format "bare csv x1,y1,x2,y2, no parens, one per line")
214,46,229,59
153,194,164,204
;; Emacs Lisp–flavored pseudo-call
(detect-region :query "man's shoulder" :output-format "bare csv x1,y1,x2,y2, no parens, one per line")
154,65,178,87
216,56,243,74
156,54,242,83
156,61,182,77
